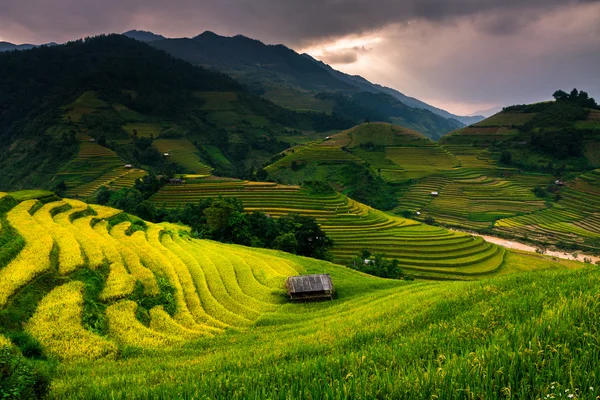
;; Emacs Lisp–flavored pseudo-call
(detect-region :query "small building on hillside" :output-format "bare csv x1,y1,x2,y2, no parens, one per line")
124,164,133,169
88,138,96,142
286,274,334,301
430,191,439,196
168,178,185,185
554,180,565,186
163,153,170,157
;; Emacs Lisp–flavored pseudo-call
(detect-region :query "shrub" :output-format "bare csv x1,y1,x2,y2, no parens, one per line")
399,210,414,219
424,216,436,226
6,332,44,360
0,347,51,399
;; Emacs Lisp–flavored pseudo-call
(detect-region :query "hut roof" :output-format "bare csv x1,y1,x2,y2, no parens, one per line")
286,274,334,300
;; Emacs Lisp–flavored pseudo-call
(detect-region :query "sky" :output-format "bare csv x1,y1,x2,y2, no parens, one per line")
1,0,599,116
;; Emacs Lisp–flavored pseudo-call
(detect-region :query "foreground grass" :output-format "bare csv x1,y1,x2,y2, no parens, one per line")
53,264,599,399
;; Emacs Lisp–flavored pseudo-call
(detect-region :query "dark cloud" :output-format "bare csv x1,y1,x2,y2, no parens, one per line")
0,0,598,113
1,0,597,45
320,51,359,64
318,46,371,65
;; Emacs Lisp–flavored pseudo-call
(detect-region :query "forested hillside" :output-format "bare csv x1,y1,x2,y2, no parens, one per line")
145,32,468,139
0,35,352,192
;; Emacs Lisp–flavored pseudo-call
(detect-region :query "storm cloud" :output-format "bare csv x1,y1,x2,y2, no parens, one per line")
1,0,599,114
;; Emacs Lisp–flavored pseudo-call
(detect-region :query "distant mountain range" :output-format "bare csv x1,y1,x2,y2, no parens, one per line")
468,105,504,118
121,30,482,138
2,30,485,138
122,30,166,43
0,41,57,52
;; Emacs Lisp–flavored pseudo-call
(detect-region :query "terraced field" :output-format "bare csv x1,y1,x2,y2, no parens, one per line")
56,142,131,197
152,139,212,175
0,192,305,361
0,191,593,399
122,123,162,138
151,181,510,279
495,169,600,250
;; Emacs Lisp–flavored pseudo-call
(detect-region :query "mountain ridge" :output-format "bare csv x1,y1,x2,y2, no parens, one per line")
302,54,483,125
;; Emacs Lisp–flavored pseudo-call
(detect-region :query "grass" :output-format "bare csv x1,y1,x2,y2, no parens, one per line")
152,139,212,175
0,192,595,398
122,123,162,139
56,142,132,197
52,266,599,399
263,88,334,113
151,180,513,279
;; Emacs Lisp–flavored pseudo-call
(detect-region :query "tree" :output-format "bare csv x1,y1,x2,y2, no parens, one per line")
500,150,512,164
273,232,298,254
204,199,236,238
570,88,579,100
553,90,568,101
95,186,111,205
256,168,268,181
134,200,157,222
278,214,333,259
347,251,409,279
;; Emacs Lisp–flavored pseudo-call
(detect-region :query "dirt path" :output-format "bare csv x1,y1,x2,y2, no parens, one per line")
457,231,600,264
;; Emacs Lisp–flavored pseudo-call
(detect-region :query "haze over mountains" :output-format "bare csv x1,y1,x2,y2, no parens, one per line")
123,30,483,126
0,29,484,140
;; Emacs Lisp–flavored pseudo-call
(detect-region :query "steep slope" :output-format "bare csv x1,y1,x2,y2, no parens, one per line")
150,32,355,91
305,55,484,125
441,91,600,170
264,122,459,209
150,180,512,279
431,92,600,250
123,30,166,42
259,114,600,252
145,31,466,139
0,34,352,193
0,191,594,399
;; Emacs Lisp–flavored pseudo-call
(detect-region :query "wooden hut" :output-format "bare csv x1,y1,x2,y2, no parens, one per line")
285,274,334,301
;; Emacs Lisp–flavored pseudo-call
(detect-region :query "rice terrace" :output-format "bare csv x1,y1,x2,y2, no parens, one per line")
1,7,600,400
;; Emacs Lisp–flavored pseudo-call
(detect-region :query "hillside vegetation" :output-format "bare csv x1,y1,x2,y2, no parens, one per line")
0,35,352,193
0,191,596,399
261,118,600,253
150,180,581,280
146,32,468,139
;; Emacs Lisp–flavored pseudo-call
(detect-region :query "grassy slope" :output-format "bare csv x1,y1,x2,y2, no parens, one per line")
437,105,600,251
263,121,600,252
56,264,598,399
0,191,595,399
0,36,354,195
150,180,585,280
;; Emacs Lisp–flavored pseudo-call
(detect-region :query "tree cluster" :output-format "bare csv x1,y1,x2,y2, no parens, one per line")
552,88,599,109
95,188,334,260
348,250,412,280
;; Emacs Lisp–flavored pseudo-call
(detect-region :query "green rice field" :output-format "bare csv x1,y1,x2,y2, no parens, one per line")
0,191,593,399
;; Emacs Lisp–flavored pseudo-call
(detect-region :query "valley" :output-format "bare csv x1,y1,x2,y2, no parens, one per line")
0,27,599,400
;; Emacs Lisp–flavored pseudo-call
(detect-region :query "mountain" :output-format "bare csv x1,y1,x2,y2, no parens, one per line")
468,105,504,118
263,122,455,210
123,30,166,42
150,32,355,91
441,90,600,171
142,31,468,139
0,41,37,52
0,34,352,192
304,55,484,125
